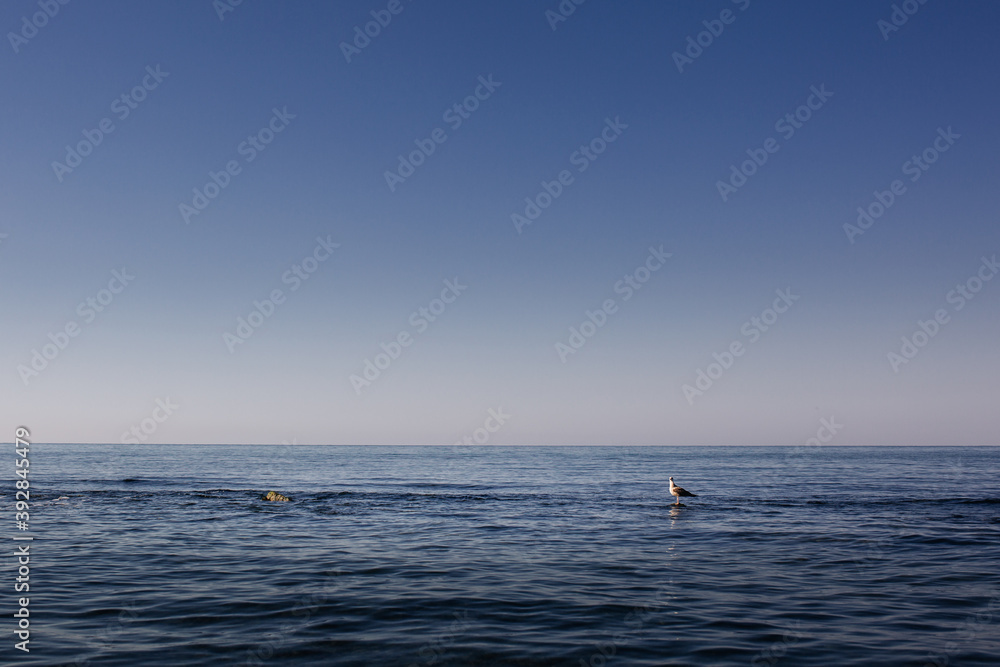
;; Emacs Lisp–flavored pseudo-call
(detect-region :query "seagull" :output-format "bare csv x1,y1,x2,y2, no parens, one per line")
668,477,697,505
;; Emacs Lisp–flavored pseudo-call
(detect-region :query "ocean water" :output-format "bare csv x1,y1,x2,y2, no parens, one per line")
12,445,1000,666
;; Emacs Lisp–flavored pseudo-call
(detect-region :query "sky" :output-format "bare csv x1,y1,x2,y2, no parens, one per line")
2,0,998,445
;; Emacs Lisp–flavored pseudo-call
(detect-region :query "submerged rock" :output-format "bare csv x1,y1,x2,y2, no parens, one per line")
262,490,291,502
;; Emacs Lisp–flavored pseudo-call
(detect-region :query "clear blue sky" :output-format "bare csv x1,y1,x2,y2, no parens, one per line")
2,0,998,445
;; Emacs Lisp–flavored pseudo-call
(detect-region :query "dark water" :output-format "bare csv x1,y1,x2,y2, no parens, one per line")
11,445,1000,666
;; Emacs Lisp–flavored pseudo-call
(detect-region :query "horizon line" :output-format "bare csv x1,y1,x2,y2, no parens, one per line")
10,442,1000,447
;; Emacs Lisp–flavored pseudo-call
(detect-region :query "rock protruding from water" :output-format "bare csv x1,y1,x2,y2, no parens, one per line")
262,490,291,502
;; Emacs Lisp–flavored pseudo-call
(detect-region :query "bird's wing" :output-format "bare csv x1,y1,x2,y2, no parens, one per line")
676,486,696,496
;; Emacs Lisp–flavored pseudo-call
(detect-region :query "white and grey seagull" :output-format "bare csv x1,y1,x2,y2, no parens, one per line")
668,477,697,505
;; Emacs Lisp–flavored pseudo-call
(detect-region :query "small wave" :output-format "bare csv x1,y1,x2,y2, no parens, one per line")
312,491,356,499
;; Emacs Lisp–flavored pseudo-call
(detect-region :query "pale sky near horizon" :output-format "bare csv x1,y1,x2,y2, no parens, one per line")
2,0,998,445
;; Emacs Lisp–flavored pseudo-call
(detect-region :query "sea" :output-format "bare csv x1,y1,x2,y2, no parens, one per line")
10,445,1000,666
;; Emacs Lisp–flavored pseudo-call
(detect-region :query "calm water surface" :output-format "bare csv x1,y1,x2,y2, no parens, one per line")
12,445,1000,666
